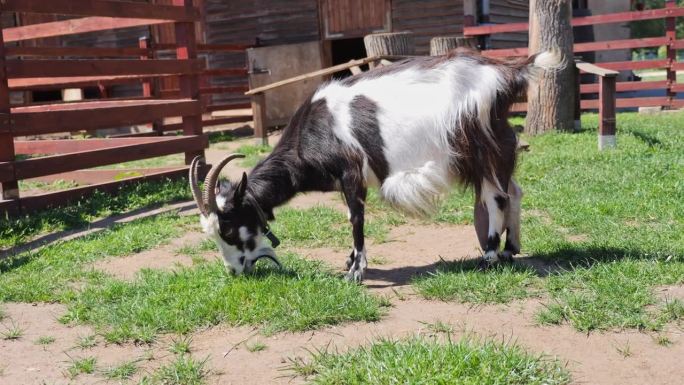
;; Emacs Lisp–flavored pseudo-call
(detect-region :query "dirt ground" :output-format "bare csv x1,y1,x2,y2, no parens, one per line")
2,133,683,385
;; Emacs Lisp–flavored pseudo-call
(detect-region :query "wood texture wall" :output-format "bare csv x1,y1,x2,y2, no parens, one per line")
488,0,529,49
391,0,464,55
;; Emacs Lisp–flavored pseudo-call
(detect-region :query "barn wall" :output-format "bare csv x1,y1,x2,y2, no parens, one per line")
391,0,464,55
488,0,528,49
203,0,320,106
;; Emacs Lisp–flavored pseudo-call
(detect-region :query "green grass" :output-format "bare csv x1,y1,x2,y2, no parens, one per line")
62,254,382,343
98,154,184,170
170,336,193,355
0,178,191,249
414,112,684,331
102,360,138,381
18,179,80,192
140,355,209,385
35,335,56,345
0,213,191,303
1,321,23,340
272,206,391,248
67,356,97,378
245,340,267,352
236,144,272,168
415,259,541,304
75,334,98,349
290,336,570,385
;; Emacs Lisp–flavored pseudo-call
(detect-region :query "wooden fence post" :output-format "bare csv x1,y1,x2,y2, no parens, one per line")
574,62,581,131
598,74,617,150
139,36,163,135
251,92,267,146
0,14,19,214
665,0,677,108
173,0,204,164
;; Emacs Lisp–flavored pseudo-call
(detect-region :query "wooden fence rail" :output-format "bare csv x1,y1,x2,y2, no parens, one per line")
0,1,210,216
464,0,682,113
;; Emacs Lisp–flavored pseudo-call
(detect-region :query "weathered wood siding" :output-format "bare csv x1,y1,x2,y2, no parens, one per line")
489,0,529,49
391,0,464,55
204,0,320,106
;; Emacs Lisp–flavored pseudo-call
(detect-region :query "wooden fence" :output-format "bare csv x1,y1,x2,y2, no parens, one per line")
0,0,235,216
464,0,684,111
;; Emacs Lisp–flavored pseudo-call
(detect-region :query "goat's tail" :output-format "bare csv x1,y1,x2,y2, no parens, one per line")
518,48,565,83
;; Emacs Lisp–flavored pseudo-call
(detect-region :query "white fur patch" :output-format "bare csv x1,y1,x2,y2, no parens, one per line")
216,195,228,211
313,57,509,217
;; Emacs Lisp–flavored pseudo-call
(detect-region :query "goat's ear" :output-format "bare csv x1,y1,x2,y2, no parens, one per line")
234,172,248,203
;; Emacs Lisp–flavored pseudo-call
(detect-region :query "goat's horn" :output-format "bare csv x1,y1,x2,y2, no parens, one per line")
203,153,246,213
189,156,208,216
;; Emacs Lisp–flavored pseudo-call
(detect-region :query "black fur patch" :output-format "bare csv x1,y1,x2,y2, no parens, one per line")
485,233,501,252
349,95,389,182
494,195,508,211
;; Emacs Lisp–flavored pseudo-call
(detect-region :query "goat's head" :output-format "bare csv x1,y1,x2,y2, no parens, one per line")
189,155,280,275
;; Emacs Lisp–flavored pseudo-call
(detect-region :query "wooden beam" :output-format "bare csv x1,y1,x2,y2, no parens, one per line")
0,167,192,216
3,17,170,43
10,99,201,136
0,14,18,201
575,61,619,77
6,59,204,79
5,46,149,58
251,93,267,145
8,136,207,181
581,80,669,94
598,75,617,150
14,137,183,155
245,56,409,95
9,74,162,92
0,0,199,22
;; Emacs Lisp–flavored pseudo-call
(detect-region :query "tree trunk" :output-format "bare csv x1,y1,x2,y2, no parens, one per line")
525,0,575,134
363,32,415,57
429,36,476,56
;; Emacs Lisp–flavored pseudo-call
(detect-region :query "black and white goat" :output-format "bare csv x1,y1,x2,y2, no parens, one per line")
189,48,562,281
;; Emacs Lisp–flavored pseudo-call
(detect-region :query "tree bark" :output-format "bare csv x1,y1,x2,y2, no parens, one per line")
525,0,575,134
429,36,476,56
363,32,415,57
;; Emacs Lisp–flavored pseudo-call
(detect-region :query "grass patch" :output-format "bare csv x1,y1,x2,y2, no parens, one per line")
35,335,56,345
98,154,184,169
62,254,382,343
67,356,97,378
414,259,540,304
0,178,191,249
19,179,80,192
290,336,570,385
415,112,684,331
236,144,272,168
102,360,138,381
272,206,390,248
208,131,235,144
1,321,23,340
0,213,190,303
246,340,267,352
141,355,209,385
75,334,98,349
170,336,193,355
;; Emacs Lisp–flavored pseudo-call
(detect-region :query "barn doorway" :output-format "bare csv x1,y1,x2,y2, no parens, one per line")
329,38,367,79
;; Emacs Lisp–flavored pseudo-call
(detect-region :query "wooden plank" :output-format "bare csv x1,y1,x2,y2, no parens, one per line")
10,135,207,181
206,102,253,112
0,0,199,22
14,137,183,155
199,85,250,94
202,68,249,76
161,115,254,132
574,37,670,53
3,17,170,43
464,7,684,36
245,55,390,95
6,59,205,79
668,83,684,92
0,17,18,201
174,0,204,164
581,80,669,94
251,93,267,145
9,74,161,92
575,61,619,77
599,76,617,138
6,46,149,58
11,99,201,137
580,97,670,109
3,167,192,215
596,60,669,72
668,62,684,71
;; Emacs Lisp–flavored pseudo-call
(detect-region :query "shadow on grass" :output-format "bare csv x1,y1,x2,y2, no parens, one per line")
364,261,443,289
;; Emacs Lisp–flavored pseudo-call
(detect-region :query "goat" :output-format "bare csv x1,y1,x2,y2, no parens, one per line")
189,48,563,281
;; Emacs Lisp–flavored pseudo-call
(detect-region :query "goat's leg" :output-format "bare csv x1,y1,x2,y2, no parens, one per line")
341,173,367,283
501,179,522,262
480,178,508,267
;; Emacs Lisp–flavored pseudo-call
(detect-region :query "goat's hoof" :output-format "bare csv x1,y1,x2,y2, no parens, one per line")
477,258,494,271
345,269,364,283
499,250,515,263
345,250,355,270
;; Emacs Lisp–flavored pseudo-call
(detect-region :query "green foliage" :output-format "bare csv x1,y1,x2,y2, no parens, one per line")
102,360,138,381
67,357,97,378
291,337,570,385
236,144,272,168
140,356,209,385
